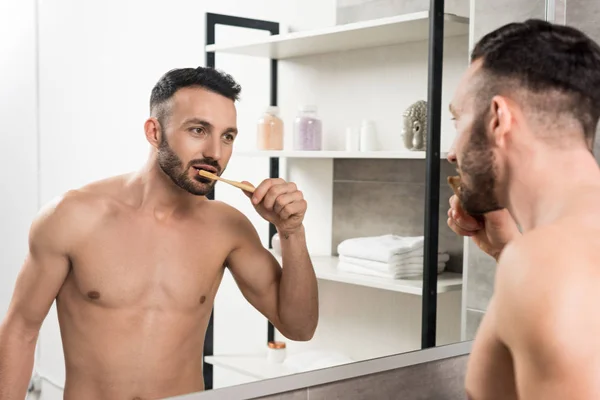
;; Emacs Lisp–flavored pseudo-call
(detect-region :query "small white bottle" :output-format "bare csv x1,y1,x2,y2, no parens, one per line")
267,341,287,363
359,119,378,151
345,127,360,151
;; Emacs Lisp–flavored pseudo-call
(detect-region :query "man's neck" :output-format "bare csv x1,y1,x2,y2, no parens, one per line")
506,146,600,232
129,158,206,219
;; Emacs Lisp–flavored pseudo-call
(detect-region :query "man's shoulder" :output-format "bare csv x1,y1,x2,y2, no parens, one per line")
202,200,250,222
46,177,128,221
33,176,129,243
498,219,595,275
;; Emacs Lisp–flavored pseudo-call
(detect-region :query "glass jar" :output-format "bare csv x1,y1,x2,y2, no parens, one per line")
293,105,322,151
257,106,284,150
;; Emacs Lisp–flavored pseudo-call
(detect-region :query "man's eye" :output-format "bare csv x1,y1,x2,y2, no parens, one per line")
223,134,235,142
191,127,205,135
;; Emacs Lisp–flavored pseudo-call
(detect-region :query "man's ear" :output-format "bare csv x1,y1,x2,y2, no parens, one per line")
144,117,162,149
489,96,512,148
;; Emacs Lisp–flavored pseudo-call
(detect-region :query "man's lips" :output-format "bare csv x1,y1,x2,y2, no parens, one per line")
192,165,218,174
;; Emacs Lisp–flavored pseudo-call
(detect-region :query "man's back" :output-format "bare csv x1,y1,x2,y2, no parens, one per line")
466,187,600,400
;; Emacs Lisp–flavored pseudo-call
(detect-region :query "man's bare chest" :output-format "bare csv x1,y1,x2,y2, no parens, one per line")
63,217,232,310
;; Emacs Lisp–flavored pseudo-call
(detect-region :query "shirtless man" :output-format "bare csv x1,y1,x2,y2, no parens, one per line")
446,20,600,399
0,67,319,400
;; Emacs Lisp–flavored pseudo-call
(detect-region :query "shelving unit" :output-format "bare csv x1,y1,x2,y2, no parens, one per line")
234,150,449,159
270,252,461,295
204,355,296,380
206,12,468,59
204,5,464,389
205,353,355,381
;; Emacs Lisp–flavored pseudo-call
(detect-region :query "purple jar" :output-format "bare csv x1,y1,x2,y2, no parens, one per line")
293,105,322,151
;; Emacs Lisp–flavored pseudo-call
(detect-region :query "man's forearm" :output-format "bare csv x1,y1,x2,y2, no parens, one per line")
277,225,319,340
0,319,38,399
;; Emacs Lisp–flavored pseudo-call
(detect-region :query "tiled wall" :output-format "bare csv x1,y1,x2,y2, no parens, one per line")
331,159,463,273
258,354,468,399
336,0,469,25
566,0,600,165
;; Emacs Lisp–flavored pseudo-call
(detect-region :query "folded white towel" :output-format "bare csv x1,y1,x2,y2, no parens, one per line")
339,254,450,273
337,235,434,263
338,261,445,279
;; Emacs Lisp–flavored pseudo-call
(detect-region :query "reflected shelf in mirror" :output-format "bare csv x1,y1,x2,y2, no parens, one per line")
204,355,296,381
232,149,450,159
270,252,462,295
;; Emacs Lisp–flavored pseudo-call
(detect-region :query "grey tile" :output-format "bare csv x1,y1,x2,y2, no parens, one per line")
336,0,469,24
466,244,496,311
473,0,545,44
331,180,463,272
333,159,456,184
566,0,600,42
566,1,600,166
465,308,486,341
334,159,426,183
256,389,307,400
308,355,468,400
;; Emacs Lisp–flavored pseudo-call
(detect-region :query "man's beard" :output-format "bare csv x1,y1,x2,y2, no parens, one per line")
458,112,502,215
157,136,220,196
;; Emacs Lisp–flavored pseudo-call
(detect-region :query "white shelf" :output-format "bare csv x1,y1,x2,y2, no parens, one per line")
204,355,296,380
273,253,462,295
234,150,449,159
205,353,355,380
206,12,469,59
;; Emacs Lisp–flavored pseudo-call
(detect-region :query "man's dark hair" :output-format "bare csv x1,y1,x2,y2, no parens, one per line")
471,19,600,143
150,67,241,128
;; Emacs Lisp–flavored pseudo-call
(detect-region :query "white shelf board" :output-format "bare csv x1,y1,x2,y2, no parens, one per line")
272,253,462,295
205,12,469,59
233,150,449,159
204,354,296,380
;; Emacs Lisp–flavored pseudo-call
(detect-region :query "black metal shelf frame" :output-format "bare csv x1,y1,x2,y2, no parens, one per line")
202,0,445,388
204,12,280,390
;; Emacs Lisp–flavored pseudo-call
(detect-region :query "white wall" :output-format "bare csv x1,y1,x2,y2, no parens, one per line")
0,0,39,331
0,1,43,398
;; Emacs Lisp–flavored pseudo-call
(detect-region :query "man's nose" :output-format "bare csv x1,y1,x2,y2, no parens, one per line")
446,146,457,164
203,136,222,161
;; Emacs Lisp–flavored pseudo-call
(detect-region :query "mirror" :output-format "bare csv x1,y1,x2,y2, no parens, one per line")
0,0,575,399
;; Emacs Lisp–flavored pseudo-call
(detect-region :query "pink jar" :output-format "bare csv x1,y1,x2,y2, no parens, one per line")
293,105,322,151
257,106,284,150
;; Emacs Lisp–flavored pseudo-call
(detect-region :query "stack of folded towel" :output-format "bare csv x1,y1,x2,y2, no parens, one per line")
336,235,449,279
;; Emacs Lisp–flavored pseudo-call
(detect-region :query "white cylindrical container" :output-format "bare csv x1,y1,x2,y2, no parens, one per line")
359,119,378,151
345,127,360,151
267,341,287,363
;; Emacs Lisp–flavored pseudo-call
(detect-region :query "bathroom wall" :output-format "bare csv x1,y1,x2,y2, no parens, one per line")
336,0,470,24
0,0,41,397
256,354,468,400
0,0,38,319
565,0,600,164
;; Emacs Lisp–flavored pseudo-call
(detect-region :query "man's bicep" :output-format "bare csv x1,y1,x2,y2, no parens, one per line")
228,244,281,297
226,216,282,321
5,206,71,332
